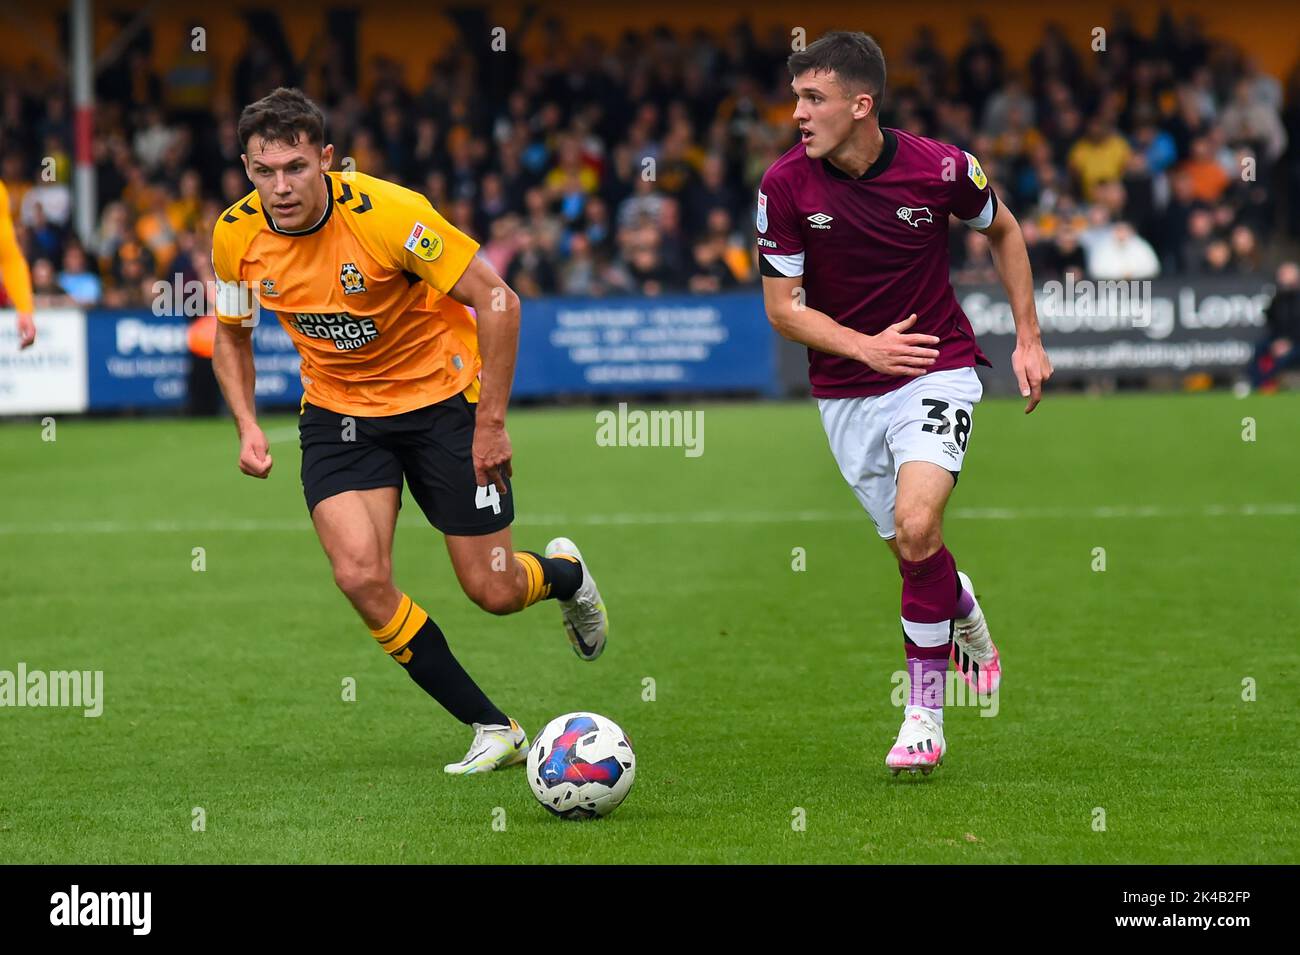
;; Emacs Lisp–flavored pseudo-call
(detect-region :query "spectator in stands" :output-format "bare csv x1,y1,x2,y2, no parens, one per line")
1130,120,1178,175
687,237,738,294
1158,171,1200,272
1180,135,1231,203
582,196,614,257
1219,77,1289,168
955,18,1005,121
617,175,665,231
556,231,593,296
1086,222,1160,279
685,153,740,235
30,258,74,307
1120,147,1159,245
1047,227,1087,279
702,207,752,284
1229,224,1263,274
480,214,520,277
58,244,102,306
1181,208,1217,275
1201,239,1234,276
504,227,557,298
981,71,1036,137
1244,261,1300,393
1028,22,1083,101
903,25,948,94
954,231,999,285
1068,115,1131,202
23,202,63,264
625,239,675,297
20,164,72,235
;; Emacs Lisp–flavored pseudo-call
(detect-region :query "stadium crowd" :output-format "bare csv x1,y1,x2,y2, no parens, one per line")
3,11,1300,311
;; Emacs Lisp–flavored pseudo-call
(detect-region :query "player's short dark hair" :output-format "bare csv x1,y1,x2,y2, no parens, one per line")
788,31,887,115
237,87,326,153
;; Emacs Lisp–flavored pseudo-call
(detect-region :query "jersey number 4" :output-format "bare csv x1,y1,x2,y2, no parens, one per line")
920,399,971,451
476,484,502,515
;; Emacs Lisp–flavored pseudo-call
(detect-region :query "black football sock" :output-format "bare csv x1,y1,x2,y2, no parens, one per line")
370,594,509,726
514,551,582,606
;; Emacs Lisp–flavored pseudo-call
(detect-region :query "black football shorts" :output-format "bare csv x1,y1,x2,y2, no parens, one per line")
298,391,513,536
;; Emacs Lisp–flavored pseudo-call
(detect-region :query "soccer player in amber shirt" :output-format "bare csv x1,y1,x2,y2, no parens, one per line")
759,33,1053,775
0,180,36,349
211,88,608,774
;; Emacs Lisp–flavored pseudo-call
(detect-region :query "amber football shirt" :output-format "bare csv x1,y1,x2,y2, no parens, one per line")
212,171,481,416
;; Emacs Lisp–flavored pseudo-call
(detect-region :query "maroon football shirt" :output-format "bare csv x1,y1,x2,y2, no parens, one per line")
758,127,995,398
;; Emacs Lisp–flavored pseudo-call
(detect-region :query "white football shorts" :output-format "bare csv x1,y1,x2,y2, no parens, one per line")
817,367,983,540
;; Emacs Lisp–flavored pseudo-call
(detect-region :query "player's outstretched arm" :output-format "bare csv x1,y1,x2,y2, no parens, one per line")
762,274,939,377
212,320,273,479
448,256,520,494
0,184,36,349
979,201,1053,413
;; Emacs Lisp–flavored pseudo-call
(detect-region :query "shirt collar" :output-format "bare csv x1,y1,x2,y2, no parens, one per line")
822,127,898,181
265,174,334,236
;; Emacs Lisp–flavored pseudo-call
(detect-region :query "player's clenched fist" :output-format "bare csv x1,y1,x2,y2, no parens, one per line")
859,313,940,378
238,425,274,478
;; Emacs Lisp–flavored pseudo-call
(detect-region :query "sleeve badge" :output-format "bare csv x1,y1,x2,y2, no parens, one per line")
404,222,444,262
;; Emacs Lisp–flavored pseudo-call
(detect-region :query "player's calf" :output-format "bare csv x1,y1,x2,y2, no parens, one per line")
446,530,584,618
455,550,584,616
460,568,527,616
370,592,514,731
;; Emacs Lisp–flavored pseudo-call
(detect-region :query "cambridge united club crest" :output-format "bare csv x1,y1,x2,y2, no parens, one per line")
339,262,367,295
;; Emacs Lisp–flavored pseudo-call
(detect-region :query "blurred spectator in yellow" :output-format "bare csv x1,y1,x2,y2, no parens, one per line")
1068,116,1132,202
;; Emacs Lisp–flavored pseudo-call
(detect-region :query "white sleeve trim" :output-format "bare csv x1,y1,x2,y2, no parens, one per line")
762,251,805,277
960,194,995,231
215,278,253,318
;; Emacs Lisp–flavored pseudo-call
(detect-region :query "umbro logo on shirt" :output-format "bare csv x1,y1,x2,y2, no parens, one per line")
807,212,834,229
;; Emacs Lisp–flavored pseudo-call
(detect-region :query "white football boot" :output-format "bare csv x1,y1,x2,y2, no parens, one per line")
952,571,1001,695
443,718,529,775
544,537,608,661
885,710,946,776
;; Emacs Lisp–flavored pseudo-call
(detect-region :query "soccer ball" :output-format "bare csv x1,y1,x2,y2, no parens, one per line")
527,712,636,820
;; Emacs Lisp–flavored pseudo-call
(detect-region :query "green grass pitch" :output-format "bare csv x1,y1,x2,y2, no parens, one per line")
1,391,1297,863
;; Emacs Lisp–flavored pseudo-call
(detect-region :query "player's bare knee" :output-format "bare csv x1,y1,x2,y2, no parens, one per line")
332,556,391,602
894,510,942,561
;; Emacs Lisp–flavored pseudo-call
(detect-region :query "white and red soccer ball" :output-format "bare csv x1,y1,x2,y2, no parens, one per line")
527,712,636,820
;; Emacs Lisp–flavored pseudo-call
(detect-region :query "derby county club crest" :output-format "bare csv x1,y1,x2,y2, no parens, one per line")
339,262,367,295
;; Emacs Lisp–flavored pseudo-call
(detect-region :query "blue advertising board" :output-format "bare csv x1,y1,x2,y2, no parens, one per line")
80,293,774,411
85,310,303,410
513,291,776,398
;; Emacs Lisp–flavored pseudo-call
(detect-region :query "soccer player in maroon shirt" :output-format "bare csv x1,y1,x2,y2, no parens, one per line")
759,31,1053,775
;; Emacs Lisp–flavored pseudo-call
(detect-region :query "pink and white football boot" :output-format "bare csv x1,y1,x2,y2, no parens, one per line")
951,571,1001,695
885,710,946,776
